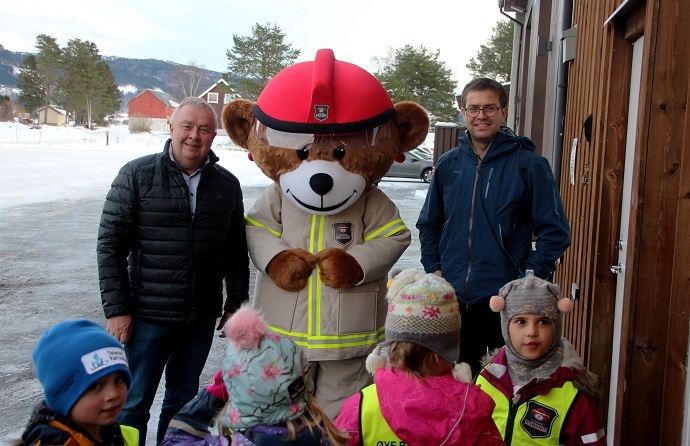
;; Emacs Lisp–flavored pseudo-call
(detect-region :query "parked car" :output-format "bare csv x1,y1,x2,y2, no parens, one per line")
383,148,434,182
411,146,433,160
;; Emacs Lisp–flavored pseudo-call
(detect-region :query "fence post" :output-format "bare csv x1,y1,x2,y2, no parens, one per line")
433,124,463,165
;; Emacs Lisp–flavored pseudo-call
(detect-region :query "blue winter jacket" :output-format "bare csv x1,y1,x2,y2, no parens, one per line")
417,128,570,306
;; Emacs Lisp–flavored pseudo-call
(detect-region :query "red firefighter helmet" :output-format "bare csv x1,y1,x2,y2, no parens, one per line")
253,49,395,134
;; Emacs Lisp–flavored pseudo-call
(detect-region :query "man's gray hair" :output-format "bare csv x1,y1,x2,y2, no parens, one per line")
170,97,218,131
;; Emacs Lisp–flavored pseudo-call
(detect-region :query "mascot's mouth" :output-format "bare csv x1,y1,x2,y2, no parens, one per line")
287,189,358,212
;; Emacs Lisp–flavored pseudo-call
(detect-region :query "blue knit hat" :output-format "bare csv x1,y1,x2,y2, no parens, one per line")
32,319,131,416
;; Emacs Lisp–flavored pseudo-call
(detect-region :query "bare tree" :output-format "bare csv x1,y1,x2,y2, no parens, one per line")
170,62,209,99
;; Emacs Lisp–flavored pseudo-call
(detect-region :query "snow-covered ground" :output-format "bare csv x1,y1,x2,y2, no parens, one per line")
0,123,273,210
0,122,429,444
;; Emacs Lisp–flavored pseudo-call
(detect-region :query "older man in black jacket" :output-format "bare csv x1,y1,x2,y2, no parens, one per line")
97,97,249,444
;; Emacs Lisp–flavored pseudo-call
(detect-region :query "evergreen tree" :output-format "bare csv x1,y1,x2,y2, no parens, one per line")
375,45,458,125
466,20,514,83
60,39,119,128
93,61,122,123
34,34,63,124
226,22,300,100
17,54,45,115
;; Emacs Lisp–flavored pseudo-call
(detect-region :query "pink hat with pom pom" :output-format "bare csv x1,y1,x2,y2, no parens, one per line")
221,304,314,429
490,270,572,349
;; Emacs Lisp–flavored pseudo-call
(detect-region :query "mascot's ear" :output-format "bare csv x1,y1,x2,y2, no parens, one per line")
222,99,256,149
393,101,430,153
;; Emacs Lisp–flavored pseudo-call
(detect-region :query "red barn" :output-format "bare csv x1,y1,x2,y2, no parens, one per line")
128,89,178,132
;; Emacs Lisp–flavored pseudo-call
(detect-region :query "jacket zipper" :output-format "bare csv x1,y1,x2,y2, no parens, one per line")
505,399,519,444
186,177,197,324
464,155,482,309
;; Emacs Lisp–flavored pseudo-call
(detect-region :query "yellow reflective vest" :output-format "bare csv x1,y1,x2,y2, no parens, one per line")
121,426,139,446
359,384,407,446
477,373,579,445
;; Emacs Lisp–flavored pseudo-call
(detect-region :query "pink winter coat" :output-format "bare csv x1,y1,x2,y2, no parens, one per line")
335,368,504,445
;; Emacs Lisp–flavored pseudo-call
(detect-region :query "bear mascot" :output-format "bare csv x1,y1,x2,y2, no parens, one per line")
223,48,429,417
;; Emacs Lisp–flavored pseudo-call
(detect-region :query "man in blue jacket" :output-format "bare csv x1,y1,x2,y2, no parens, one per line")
417,78,570,375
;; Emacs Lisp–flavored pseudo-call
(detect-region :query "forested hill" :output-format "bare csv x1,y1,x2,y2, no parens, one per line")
103,56,224,91
0,45,224,97
0,47,29,87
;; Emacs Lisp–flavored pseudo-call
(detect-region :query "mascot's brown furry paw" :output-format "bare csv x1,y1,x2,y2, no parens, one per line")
316,248,364,290
266,248,317,292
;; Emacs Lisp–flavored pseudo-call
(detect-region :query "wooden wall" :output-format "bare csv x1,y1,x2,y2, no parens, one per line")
621,0,690,444
552,0,690,443
556,0,620,391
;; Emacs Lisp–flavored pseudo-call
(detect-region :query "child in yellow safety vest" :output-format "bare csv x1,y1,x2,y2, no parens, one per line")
13,319,138,446
335,268,504,445
476,271,606,445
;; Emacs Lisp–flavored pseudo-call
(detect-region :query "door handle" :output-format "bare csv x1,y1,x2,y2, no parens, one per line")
610,265,623,274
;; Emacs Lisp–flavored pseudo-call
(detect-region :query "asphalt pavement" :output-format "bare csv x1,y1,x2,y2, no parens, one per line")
0,179,426,444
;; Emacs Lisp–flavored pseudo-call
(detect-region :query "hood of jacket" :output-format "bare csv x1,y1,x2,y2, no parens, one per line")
457,126,537,162
374,368,496,445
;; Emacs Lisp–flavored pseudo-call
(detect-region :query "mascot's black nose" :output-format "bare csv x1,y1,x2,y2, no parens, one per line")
310,173,334,196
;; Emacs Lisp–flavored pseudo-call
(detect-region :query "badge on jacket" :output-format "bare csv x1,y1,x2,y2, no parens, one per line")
521,401,559,438
332,222,353,246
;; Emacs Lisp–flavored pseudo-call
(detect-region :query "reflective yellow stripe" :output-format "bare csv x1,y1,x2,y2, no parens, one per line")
316,215,326,336
269,325,385,340
360,384,403,445
304,337,384,349
268,324,385,348
269,325,308,338
364,218,407,242
245,215,281,237
308,216,317,337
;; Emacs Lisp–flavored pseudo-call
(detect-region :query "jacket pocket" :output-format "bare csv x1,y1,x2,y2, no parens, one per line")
337,281,380,334
254,275,299,332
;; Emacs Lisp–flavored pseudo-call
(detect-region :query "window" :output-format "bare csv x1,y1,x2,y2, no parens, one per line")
207,93,219,104
224,94,233,104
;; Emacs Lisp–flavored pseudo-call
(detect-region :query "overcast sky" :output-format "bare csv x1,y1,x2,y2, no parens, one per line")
2,1,511,91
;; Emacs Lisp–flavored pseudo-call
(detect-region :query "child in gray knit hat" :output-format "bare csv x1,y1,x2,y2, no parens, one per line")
335,268,503,446
477,270,606,445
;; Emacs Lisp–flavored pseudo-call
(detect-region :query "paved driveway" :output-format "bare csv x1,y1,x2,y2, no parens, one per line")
0,178,428,444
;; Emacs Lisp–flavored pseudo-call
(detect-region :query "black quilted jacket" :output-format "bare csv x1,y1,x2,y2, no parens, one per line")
97,140,249,323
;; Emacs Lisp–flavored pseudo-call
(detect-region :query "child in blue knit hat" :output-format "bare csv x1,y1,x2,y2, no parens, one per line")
14,319,138,446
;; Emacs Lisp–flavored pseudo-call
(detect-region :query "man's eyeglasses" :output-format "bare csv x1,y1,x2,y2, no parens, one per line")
462,106,503,118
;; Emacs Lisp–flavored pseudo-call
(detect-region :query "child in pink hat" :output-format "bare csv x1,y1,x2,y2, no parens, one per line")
335,268,503,445
162,304,347,446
